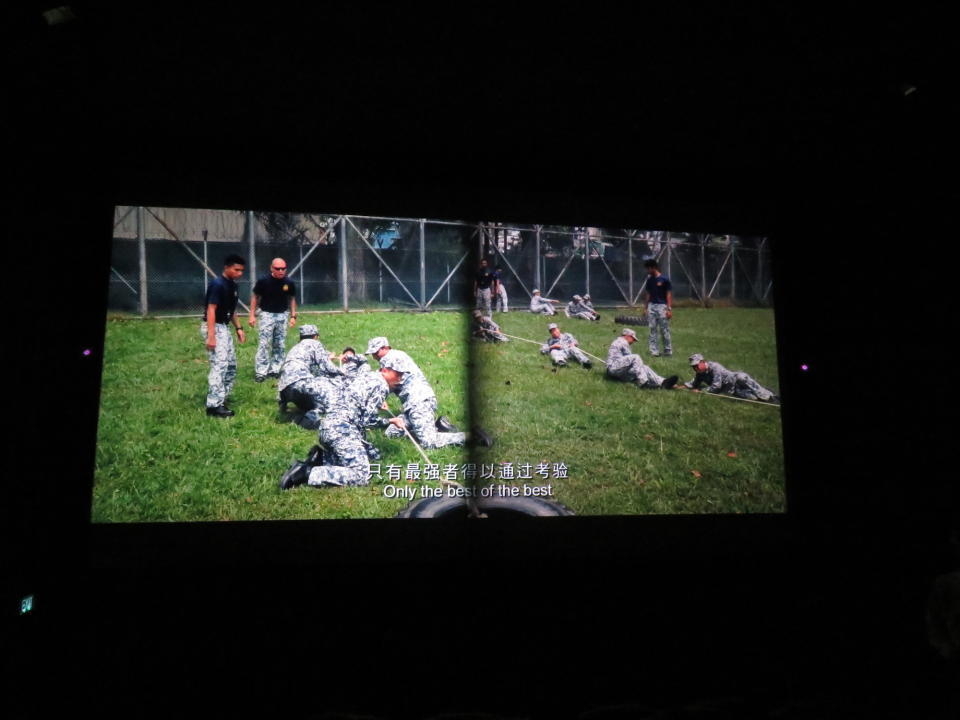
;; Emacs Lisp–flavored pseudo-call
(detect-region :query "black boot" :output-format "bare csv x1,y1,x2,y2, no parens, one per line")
435,415,460,433
279,461,310,490
206,406,234,418
470,427,494,448
661,375,679,390
305,445,325,466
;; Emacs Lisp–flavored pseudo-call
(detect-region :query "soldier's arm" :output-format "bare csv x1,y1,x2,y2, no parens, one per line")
315,348,345,377
248,293,258,326
289,297,298,326
205,303,218,349
707,372,725,394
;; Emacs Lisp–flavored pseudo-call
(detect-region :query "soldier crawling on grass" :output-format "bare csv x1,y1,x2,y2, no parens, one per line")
472,309,510,342
605,328,679,390
684,353,780,403
540,322,592,369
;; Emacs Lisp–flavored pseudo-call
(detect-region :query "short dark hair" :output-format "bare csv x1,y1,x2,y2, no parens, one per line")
342,347,355,355
643,259,659,269
224,254,245,267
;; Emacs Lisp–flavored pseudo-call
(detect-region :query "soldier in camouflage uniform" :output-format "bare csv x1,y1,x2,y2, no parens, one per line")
566,294,600,321
529,289,559,315
582,294,596,311
201,254,247,417
606,328,679,389
540,322,592,368
339,347,370,382
365,336,462,441
380,352,466,449
277,325,345,424
472,309,510,342
685,353,779,402
280,367,392,490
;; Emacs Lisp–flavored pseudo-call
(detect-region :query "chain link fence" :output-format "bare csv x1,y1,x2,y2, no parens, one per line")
109,207,771,317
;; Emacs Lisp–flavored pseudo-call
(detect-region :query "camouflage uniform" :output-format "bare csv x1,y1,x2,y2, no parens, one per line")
566,298,598,321
277,333,345,413
476,286,493,316
647,303,673,356
529,294,557,315
200,323,237,408
495,280,509,312
341,353,370,382
472,313,510,342
383,358,465,449
606,335,665,388
254,310,289,377
684,358,776,401
540,330,591,367
307,371,389,487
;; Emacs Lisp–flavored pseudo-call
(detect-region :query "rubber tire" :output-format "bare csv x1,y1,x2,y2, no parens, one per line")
394,494,575,518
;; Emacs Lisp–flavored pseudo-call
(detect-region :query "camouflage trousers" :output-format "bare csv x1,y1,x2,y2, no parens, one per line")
549,347,591,366
476,287,492,316
255,311,288,376
200,323,237,408
475,328,509,343
495,285,509,312
384,397,465,449
727,373,776,401
606,355,664,388
647,303,672,355
530,301,556,315
279,376,341,414
570,311,597,321
307,418,371,487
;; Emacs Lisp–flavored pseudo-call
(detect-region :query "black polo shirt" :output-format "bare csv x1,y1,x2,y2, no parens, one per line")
253,275,296,313
204,275,239,323
476,267,495,290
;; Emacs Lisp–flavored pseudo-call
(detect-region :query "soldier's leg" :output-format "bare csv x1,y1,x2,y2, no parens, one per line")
254,312,273,378
202,324,226,408
483,288,492,316
407,399,465,449
733,372,774,401
500,287,509,313
270,312,289,375
219,324,238,401
568,347,591,366
648,305,663,355
634,361,665,388
661,312,672,355
307,426,371,487
549,349,568,365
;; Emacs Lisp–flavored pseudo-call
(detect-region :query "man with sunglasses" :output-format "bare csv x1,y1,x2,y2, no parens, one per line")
249,257,298,382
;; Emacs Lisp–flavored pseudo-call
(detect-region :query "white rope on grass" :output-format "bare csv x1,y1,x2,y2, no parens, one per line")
501,332,608,365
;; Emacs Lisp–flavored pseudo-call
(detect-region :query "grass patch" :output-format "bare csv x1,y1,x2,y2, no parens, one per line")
92,312,469,522
472,307,785,515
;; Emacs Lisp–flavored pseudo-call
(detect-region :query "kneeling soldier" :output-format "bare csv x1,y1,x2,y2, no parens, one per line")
277,325,345,421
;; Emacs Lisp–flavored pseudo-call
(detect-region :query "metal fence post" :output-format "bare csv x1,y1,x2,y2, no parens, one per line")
299,243,305,306
202,229,208,292
340,216,348,311
136,206,148,316
757,239,765,304
420,219,426,309
666,237,672,289
534,225,542,291
700,236,707,307
584,229,590,296
730,241,737,302
245,210,256,296
628,232,634,307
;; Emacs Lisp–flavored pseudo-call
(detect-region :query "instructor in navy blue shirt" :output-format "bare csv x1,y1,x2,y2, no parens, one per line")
248,257,298,381
201,254,246,417
642,259,673,357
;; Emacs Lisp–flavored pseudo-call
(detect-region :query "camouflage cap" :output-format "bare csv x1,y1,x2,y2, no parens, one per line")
532,288,541,294
583,294,591,300
379,352,411,374
573,294,582,301
472,309,483,317
299,324,319,338
547,323,559,330
365,336,389,354
689,353,705,366
622,328,637,339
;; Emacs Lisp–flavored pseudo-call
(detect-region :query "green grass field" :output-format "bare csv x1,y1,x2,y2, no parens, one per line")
92,307,784,522
92,312,469,522
472,307,785,515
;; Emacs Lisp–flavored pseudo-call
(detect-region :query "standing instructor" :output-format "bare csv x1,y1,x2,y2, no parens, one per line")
249,257,297,382
202,254,247,417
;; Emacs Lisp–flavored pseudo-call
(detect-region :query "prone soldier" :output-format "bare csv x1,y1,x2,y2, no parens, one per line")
540,322,592,368
605,328,679,389
472,309,510,342
685,353,779,403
